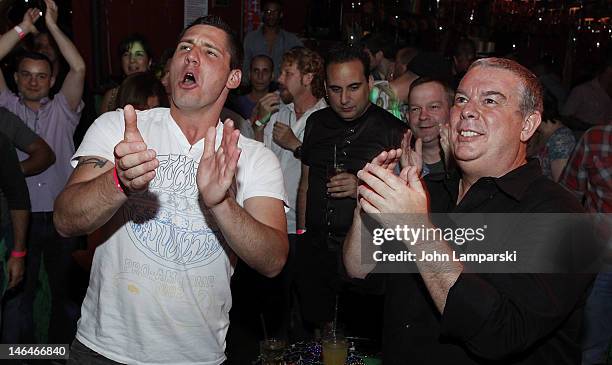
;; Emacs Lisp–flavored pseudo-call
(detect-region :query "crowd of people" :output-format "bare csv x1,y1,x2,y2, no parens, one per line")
0,0,610,364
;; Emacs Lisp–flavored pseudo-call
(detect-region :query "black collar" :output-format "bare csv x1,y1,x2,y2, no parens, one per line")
434,159,542,204
492,159,542,201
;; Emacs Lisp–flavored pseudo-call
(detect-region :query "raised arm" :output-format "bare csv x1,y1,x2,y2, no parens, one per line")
197,121,288,277
54,106,158,236
44,0,85,111
0,8,41,92
251,92,280,142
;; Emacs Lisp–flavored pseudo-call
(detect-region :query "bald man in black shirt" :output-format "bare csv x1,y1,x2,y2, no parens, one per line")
296,46,405,333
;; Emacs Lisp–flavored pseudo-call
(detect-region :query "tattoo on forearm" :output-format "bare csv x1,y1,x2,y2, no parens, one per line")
77,157,108,169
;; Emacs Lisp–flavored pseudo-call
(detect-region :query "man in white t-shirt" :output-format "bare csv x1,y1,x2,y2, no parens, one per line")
54,16,288,365
246,48,326,339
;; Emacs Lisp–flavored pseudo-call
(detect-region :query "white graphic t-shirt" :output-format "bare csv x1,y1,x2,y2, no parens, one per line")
72,108,287,365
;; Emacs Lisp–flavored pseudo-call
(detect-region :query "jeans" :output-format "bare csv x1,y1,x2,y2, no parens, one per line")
582,271,612,365
67,339,125,365
68,338,228,365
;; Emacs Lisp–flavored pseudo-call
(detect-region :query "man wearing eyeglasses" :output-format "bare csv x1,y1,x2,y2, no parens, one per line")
243,0,303,84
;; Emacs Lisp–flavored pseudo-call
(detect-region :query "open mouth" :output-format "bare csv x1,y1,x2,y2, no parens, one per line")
182,72,196,85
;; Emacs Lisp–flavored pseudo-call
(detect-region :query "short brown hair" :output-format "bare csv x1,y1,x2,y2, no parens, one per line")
282,47,325,99
469,58,543,116
179,16,242,70
409,77,454,106
117,72,168,110
17,51,53,76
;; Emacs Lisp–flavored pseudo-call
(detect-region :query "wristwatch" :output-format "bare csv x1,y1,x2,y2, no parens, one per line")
293,145,303,160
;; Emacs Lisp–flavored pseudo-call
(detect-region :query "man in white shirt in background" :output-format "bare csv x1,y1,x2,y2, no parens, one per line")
251,46,327,339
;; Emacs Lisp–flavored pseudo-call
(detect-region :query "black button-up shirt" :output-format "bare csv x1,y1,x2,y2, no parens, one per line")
381,160,594,365
301,104,405,242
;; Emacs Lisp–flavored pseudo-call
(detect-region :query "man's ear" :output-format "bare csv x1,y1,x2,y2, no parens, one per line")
13,72,18,84
520,111,541,142
226,69,242,90
368,74,374,90
50,75,56,89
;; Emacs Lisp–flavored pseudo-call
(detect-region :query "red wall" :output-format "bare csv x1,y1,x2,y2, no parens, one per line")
208,0,309,37
71,0,94,88
72,0,185,88
72,0,308,88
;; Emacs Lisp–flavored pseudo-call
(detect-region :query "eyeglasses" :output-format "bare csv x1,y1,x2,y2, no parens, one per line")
263,9,280,15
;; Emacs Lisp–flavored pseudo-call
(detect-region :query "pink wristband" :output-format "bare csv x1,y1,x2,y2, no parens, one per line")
113,166,125,193
296,229,307,235
11,250,26,258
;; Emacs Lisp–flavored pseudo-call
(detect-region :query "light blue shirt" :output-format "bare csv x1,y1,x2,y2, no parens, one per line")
243,27,303,83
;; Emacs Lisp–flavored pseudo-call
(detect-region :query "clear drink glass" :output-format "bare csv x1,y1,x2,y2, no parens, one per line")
322,335,348,365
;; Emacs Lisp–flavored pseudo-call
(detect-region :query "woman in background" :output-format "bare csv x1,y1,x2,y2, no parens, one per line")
536,97,576,181
99,34,153,114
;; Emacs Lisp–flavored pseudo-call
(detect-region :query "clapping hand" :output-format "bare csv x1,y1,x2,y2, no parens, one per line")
197,120,242,209
44,0,58,26
369,148,403,171
399,129,423,176
357,164,428,227
20,8,41,34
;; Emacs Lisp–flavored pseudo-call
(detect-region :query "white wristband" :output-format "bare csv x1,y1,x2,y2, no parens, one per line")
14,25,25,40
